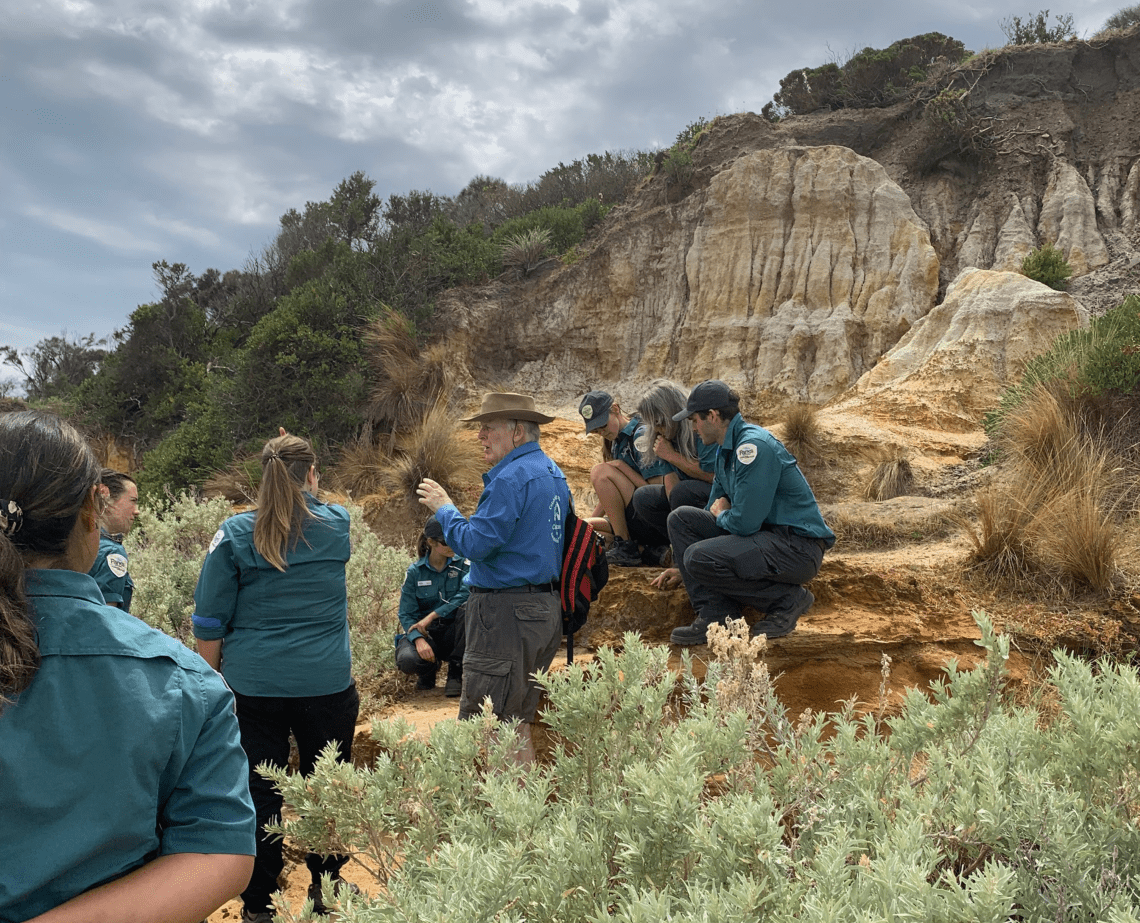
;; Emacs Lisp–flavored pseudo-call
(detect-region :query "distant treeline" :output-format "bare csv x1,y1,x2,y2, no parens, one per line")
2,148,661,496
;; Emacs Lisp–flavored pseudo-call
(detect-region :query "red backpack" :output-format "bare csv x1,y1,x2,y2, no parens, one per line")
560,504,609,664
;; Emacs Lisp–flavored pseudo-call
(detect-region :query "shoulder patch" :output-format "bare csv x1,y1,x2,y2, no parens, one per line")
106,553,129,578
736,443,758,465
207,528,225,554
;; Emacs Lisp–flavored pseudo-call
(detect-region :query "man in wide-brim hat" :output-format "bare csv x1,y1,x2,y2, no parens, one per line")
417,392,568,765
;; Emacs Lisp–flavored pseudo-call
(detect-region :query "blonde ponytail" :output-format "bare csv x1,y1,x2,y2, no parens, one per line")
253,434,317,572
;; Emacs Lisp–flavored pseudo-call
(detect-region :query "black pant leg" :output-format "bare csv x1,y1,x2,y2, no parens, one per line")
289,682,361,883
233,692,293,914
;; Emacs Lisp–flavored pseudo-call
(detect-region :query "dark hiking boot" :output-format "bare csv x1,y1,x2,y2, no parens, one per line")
750,588,814,640
606,538,644,567
670,614,726,646
416,669,437,691
308,877,362,915
444,673,463,697
241,910,274,923
641,544,672,567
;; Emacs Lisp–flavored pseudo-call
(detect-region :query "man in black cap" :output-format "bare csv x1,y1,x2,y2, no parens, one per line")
666,380,834,645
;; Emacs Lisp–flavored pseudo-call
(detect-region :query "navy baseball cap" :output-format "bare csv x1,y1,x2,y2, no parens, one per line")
672,380,732,421
579,390,613,433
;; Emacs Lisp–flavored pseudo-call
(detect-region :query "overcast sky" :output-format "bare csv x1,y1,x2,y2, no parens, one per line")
0,0,1123,373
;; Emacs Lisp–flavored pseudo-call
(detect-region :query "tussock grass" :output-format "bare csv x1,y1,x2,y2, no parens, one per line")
861,448,914,501
782,404,824,464
328,439,388,499
828,508,957,550
383,400,483,506
963,384,1134,595
362,317,452,446
202,455,262,503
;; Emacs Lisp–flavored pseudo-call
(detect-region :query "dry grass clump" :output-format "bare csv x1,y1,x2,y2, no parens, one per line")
962,383,1135,595
202,455,262,503
383,400,483,507
782,404,825,464
828,508,957,550
362,316,453,447
861,447,914,501
327,439,388,499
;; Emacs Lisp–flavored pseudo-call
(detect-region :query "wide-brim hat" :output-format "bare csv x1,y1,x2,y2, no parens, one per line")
461,392,556,424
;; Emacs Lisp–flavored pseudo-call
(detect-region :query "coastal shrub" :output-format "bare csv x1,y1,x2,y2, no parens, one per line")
267,618,1140,922
1001,9,1077,44
1020,242,1073,289
986,295,1140,433
769,34,971,115
127,493,408,712
1098,3,1140,34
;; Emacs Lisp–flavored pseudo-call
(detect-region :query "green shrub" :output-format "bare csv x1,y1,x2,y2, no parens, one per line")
1098,3,1140,34
986,296,1140,436
268,616,1140,922
1020,242,1073,289
1001,9,1077,44
127,493,409,713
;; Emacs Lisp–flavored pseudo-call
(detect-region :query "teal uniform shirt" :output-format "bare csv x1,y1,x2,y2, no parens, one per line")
708,414,836,545
0,569,256,921
88,530,134,610
191,496,352,698
613,415,675,481
396,554,470,644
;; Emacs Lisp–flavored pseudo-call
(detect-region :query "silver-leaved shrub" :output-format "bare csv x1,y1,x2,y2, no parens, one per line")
266,614,1140,922
127,492,409,712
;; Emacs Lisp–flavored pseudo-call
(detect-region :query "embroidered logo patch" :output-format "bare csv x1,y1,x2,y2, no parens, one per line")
207,529,224,554
736,443,758,465
581,404,594,420
107,553,128,578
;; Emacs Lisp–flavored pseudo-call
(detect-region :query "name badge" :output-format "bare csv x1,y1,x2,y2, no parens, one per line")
417,580,433,587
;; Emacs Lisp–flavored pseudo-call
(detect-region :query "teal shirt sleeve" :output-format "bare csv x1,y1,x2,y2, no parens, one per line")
716,438,781,536
397,562,425,642
89,540,132,609
157,666,257,856
191,526,240,639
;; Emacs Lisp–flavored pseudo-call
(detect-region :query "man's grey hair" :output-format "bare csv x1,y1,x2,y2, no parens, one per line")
517,420,541,443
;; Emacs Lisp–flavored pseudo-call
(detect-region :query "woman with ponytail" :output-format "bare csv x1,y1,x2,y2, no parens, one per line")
0,411,255,923
192,430,359,921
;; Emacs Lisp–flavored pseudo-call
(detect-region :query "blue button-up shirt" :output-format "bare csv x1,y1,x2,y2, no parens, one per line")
435,441,570,589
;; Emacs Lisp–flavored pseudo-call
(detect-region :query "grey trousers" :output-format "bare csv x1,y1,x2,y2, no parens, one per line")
667,506,824,622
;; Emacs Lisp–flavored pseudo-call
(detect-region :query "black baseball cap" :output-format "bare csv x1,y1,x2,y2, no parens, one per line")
672,380,732,421
423,515,445,541
579,390,613,433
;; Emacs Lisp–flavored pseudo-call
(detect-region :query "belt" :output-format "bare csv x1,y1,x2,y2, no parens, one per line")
470,582,558,594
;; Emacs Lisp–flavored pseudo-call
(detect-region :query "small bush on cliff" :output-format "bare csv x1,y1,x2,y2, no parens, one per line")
1020,242,1073,289
1097,3,1140,34
266,620,1140,923
1001,8,1077,44
499,226,552,277
768,33,971,115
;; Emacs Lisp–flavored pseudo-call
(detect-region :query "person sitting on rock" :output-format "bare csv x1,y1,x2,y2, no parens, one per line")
578,389,673,567
395,514,469,697
627,380,718,566
665,380,835,645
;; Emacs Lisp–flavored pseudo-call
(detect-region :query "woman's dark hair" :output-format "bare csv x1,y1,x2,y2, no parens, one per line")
0,411,101,711
253,433,317,572
99,469,136,501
